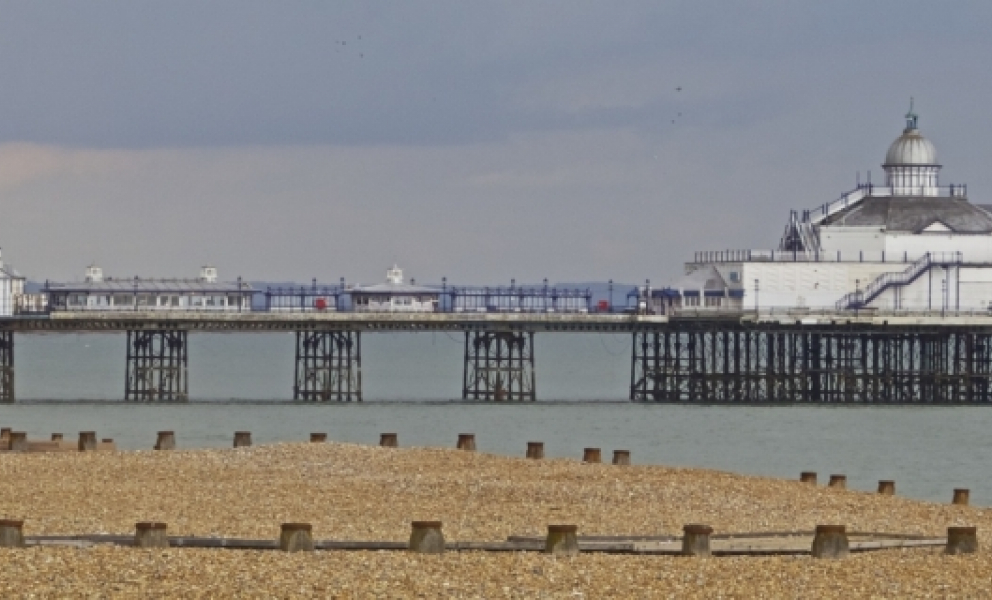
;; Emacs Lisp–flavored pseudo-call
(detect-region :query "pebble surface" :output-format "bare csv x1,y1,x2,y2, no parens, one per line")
0,441,990,597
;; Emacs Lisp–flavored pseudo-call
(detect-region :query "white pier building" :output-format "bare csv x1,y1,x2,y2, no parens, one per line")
682,104,992,313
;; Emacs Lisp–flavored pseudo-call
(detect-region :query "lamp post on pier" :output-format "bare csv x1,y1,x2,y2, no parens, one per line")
608,279,613,313
754,279,759,314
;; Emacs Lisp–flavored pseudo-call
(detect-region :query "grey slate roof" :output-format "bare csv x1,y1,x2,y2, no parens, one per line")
821,196,992,233
350,282,440,295
45,279,253,293
677,265,730,291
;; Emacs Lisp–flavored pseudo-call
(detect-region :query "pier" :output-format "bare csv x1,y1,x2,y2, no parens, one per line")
2,310,992,403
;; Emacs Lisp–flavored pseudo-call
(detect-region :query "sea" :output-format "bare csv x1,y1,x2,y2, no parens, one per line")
2,332,990,505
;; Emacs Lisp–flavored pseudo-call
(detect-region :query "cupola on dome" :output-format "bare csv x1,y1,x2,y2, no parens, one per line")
882,99,941,195
884,101,938,166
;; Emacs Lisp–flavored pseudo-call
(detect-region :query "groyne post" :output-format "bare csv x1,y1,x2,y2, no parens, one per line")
612,450,631,465
279,523,315,552
545,525,579,556
409,521,445,554
0,519,24,548
827,474,846,489
681,524,713,557
953,489,970,505
233,431,252,448
582,448,601,463
811,525,849,558
945,526,978,555
800,471,817,484
134,522,169,549
526,442,544,459
877,480,895,495
310,433,327,443
457,434,476,451
78,431,97,452
380,433,398,447
155,431,176,450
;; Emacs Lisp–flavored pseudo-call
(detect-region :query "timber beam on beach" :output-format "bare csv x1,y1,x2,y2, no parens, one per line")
16,531,949,555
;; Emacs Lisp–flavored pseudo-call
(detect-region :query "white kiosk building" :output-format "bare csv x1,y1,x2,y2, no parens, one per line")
351,265,439,312
683,103,992,313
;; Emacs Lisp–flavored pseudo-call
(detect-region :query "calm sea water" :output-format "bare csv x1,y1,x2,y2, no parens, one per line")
2,333,989,505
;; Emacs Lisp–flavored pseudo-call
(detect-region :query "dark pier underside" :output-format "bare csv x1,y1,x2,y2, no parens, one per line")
631,322,992,403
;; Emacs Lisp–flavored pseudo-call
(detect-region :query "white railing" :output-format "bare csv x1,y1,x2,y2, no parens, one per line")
694,249,931,264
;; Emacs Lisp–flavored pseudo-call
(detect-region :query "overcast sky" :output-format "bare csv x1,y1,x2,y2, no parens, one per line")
1,1,991,285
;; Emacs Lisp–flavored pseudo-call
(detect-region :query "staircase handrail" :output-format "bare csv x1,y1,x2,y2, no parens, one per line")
835,251,963,309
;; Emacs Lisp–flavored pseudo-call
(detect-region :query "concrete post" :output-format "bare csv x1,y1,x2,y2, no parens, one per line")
953,488,970,505
811,525,849,558
309,433,327,443
279,523,315,552
51,433,63,442
134,522,169,549
408,521,445,554
380,433,398,447
545,525,579,556
78,431,97,452
582,448,601,463
827,474,846,489
612,450,631,465
233,431,252,448
155,431,176,451
456,433,476,451
0,519,24,548
8,432,27,452
945,526,978,555
681,524,713,557
800,471,817,484
877,480,895,495
526,442,544,459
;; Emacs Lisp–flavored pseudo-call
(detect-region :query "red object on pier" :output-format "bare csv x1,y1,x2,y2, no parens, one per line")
315,298,328,310
597,300,609,312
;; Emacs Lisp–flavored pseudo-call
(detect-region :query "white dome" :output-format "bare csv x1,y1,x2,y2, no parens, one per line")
884,128,938,166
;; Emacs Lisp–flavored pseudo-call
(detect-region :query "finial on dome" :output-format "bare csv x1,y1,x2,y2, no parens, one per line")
904,97,918,131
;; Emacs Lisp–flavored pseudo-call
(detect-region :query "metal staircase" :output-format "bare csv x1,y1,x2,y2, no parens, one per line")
835,251,963,310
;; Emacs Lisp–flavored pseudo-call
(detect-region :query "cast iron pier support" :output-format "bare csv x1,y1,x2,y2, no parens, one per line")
125,330,188,402
294,330,362,401
462,330,536,401
631,324,992,403
0,330,13,403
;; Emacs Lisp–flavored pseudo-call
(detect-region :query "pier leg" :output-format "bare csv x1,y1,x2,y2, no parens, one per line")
293,330,361,401
462,331,535,401
0,330,13,403
125,330,188,402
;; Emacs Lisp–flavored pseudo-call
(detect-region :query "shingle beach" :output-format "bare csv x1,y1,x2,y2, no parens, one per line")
1,441,990,597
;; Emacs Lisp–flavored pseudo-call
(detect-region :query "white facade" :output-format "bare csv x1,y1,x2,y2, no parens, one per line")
683,106,992,313
0,249,27,317
351,266,439,313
